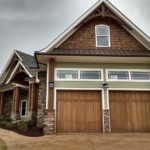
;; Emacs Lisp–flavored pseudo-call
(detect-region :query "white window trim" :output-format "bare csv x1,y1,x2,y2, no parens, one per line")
106,69,150,82
55,68,103,81
95,25,111,47
20,100,27,117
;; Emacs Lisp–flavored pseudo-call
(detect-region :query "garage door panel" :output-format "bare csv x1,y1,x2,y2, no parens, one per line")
110,91,150,132
57,90,102,133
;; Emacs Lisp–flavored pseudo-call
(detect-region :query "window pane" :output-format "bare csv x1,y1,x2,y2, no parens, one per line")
80,71,101,79
131,71,150,80
108,71,129,80
96,26,108,35
97,36,109,46
21,101,26,116
57,70,78,79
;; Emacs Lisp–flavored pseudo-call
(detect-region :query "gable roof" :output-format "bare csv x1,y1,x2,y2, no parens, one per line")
39,0,150,53
15,50,37,76
0,50,37,85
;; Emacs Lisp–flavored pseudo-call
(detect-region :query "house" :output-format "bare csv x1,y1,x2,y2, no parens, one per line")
0,0,150,134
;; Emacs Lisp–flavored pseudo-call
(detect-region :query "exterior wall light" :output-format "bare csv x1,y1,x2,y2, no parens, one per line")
49,82,54,88
102,82,109,88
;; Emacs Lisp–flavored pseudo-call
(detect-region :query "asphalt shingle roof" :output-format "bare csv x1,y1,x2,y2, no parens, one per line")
15,50,37,77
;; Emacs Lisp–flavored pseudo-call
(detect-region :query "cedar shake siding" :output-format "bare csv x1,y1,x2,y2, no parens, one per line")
59,19,145,50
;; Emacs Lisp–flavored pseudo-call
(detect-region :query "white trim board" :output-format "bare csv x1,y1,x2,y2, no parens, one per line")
108,88,150,91
20,100,27,117
40,0,150,52
46,62,50,110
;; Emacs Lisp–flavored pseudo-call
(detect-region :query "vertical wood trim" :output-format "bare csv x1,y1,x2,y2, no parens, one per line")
28,84,32,112
28,83,36,113
12,87,20,114
31,83,36,112
12,88,16,113
15,87,20,114
48,58,55,112
0,93,4,115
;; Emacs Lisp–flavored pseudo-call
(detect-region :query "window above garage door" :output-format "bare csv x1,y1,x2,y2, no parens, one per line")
106,69,150,82
55,68,103,81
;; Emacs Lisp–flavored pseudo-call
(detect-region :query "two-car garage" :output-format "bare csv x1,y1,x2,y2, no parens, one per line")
56,90,150,133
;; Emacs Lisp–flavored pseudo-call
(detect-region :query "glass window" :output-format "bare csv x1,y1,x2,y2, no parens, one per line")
108,71,129,80
80,70,101,79
57,70,78,79
96,25,110,47
131,71,150,80
21,101,27,116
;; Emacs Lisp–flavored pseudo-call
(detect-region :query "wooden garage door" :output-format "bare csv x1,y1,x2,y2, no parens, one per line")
110,91,150,132
56,90,102,133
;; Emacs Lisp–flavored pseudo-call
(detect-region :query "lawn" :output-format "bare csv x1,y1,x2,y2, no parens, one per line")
0,138,7,150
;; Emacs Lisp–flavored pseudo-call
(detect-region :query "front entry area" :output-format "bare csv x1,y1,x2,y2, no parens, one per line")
110,91,150,132
56,90,102,133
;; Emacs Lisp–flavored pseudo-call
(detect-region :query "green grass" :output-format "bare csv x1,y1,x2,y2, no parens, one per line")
0,139,7,150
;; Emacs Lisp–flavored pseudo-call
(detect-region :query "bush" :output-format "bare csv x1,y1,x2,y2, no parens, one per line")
5,121,13,129
17,121,28,132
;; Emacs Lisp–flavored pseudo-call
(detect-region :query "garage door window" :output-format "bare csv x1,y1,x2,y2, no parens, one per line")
56,68,102,81
80,70,101,79
131,71,150,80
57,70,78,79
107,69,150,81
108,71,129,80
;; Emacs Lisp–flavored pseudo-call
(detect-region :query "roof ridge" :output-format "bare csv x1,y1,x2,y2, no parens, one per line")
15,50,34,58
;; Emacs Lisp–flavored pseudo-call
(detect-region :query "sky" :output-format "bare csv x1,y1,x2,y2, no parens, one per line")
0,0,150,72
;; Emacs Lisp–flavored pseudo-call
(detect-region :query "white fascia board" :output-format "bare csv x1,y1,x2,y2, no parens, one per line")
6,61,32,84
40,0,150,53
0,50,23,80
19,61,32,78
14,50,23,61
40,0,105,53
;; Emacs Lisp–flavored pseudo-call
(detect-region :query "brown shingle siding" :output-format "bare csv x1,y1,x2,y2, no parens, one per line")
58,19,145,50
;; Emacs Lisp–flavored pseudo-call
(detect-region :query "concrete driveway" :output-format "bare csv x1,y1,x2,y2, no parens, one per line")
0,128,150,150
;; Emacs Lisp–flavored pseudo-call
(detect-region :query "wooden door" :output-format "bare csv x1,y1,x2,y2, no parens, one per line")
56,90,102,133
110,91,150,132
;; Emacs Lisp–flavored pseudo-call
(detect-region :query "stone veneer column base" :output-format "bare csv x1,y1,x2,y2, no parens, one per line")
43,111,55,134
103,109,111,133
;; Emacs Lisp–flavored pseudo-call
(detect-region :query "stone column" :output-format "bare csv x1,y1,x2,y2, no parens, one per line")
43,58,55,134
0,93,4,117
37,72,46,128
11,87,20,120
103,87,111,133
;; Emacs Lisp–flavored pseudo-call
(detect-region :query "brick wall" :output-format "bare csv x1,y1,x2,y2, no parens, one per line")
59,18,145,50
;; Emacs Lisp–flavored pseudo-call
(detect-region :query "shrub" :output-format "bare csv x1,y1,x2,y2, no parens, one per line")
5,121,13,129
17,121,28,132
